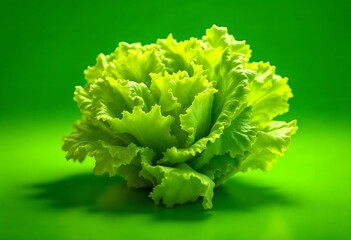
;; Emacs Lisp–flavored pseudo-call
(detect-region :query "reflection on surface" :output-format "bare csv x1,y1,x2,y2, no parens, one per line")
28,173,294,221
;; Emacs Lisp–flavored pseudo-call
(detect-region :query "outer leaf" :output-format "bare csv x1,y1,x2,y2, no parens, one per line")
139,154,173,186
198,154,242,186
117,147,156,188
93,142,140,177
84,53,109,83
240,120,298,172
100,142,139,167
157,132,220,166
246,61,293,128
117,163,152,188
108,105,177,153
147,163,215,210
62,119,139,175
73,86,93,117
239,149,277,172
62,120,115,162
252,120,298,155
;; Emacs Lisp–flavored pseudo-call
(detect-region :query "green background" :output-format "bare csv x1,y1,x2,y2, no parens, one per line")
1,0,350,239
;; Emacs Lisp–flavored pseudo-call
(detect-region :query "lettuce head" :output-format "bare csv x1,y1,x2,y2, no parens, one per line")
63,25,297,209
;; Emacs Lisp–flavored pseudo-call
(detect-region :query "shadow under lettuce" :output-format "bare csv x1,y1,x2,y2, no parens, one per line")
27,173,295,221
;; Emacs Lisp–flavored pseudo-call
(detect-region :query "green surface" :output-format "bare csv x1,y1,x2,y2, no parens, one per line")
0,118,350,239
1,0,350,239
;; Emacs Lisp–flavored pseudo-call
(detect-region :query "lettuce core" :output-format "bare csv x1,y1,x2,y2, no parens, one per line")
63,25,297,209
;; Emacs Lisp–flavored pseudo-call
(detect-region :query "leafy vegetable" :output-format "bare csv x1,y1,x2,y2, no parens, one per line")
63,25,297,209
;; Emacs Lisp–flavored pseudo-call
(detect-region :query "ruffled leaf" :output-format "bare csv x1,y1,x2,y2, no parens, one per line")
194,47,224,81
150,65,213,146
146,163,215,210
73,86,93,117
108,105,177,153
113,42,143,59
191,106,257,169
240,120,298,172
89,77,133,119
107,49,165,85
62,119,140,175
93,142,141,177
149,71,183,115
252,120,298,155
84,53,109,83
157,35,201,74
198,154,242,186
211,50,252,123
90,77,156,120
117,147,155,188
239,149,277,172
246,61,293,128
62,120,115,162
202,24,251,61
180,86,217,146
150,64,209,114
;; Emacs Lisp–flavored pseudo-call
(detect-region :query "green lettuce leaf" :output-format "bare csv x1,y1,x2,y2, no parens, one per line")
84,53,109,83
180,86,217,146
117,147,155,188
63,25,298,210
62,120,138,176
198,154,242,186
73,86,93,117
192,106,257,170
240,120,298,172
140,159,215,209
107,49,164,86
157,34,201,74
108,105,177,153
246,61,293,128
202,24,251,61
